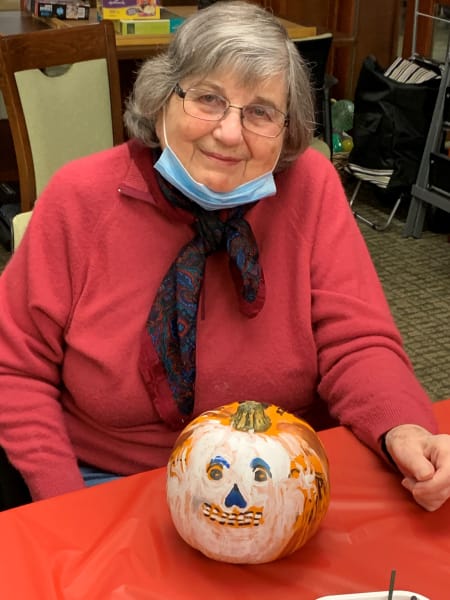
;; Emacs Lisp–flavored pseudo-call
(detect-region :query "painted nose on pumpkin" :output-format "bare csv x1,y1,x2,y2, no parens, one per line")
224,484,247,508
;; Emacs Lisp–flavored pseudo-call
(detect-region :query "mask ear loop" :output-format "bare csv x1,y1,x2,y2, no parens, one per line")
161,105,169,147
271,145,283,174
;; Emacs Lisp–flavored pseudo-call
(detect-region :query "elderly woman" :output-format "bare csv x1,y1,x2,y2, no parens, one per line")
0,1,449,511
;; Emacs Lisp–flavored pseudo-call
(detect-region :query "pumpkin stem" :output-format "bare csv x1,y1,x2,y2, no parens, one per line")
231,401,271,432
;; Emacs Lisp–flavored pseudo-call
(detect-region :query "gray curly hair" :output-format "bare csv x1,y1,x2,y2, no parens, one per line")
123,0,315,171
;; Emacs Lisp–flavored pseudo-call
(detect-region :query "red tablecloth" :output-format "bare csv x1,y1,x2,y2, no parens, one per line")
1,401,449,599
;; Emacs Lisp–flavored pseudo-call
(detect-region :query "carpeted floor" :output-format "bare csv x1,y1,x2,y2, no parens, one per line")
343,172,450,402
0,178,449,401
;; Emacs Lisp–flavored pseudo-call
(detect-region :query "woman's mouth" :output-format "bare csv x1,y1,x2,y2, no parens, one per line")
202,150,243,165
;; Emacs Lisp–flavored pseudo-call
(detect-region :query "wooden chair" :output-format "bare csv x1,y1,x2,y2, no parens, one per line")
0,20,124,213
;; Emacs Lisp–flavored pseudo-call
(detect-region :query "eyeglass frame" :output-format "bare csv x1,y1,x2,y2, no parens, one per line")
173,83,289,139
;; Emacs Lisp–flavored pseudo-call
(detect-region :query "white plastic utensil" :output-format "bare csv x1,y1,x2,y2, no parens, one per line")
316,592,430,600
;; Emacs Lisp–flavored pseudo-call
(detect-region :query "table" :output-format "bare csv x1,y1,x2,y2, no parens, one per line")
1,7,317,60
0,9,48,34
0,401,449,599
119,6,316,60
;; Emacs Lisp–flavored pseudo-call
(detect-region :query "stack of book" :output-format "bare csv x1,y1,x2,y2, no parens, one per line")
97,1,185,35
384,57,441,84
24,0,90,20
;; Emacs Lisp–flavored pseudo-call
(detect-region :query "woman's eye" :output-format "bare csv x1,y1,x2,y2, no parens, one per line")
197,93,223,107
246,105,274,121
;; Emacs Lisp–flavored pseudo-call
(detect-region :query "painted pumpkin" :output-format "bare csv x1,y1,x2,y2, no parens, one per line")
166,401,330,564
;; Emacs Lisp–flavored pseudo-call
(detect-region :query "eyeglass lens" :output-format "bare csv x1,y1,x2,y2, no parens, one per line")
178,87,286,138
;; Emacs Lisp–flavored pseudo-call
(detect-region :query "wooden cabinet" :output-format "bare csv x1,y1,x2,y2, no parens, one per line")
272,0,402,100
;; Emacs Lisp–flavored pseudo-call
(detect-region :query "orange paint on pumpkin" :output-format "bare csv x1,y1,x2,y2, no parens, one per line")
167,401,330,564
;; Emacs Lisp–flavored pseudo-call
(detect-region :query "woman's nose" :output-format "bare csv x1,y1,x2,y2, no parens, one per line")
212,107,244,144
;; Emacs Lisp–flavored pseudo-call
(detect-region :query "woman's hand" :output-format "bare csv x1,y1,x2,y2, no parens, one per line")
384,424,450,511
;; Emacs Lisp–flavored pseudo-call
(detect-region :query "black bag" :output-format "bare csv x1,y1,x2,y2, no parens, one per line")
0,201,20,251
0,447,31,511
348,55,440,193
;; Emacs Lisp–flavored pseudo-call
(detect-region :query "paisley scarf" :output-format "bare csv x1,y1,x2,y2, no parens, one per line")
144,171,266,419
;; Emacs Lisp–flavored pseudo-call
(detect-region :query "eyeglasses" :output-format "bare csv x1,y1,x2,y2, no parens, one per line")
174,84,288,138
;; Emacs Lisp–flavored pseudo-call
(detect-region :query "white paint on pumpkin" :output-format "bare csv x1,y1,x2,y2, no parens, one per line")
167,417,322,564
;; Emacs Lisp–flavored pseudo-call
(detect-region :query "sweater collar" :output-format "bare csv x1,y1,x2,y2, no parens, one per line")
117,139,193,224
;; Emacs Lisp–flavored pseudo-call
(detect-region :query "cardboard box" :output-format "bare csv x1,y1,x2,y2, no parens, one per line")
99,0,160,20
34,0,90,19
114,9,185,34
160,8,184,32
116,18,169,35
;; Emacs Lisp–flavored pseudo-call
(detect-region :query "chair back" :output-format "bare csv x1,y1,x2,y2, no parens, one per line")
0,20,124,212
11,210,32,252
293,33,335,153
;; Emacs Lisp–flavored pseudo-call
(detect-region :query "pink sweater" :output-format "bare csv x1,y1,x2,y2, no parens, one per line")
0,140,437,501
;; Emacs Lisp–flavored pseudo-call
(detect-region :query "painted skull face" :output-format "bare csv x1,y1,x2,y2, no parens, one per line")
167,402,330,564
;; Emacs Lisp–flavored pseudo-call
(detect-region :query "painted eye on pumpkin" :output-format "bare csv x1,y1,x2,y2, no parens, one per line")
251,457,272,482
207,465,223,480
206,456,230,481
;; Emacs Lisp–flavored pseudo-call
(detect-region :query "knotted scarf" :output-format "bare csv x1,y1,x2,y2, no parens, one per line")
143,172,266,420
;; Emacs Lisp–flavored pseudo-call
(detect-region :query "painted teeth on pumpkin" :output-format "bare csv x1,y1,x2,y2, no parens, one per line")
202,503,263,527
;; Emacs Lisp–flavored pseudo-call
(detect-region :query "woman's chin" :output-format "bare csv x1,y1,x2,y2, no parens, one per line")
201,179,240,193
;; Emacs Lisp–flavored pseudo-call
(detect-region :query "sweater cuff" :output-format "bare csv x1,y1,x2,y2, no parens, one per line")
380,432,399,470
27,467,86,502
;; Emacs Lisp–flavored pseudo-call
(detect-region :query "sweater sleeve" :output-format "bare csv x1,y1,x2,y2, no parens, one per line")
0,166,99,500
307,155,437,453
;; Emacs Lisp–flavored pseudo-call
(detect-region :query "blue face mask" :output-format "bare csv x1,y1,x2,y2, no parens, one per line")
154,116,278,211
